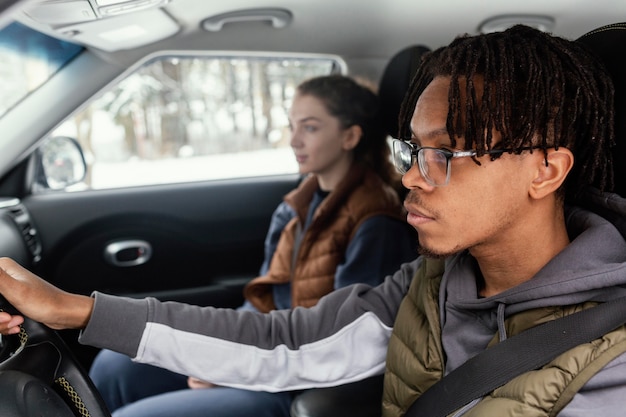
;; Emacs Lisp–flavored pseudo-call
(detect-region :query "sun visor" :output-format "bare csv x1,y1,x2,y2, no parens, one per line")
53,8,179,51
24,0,171,26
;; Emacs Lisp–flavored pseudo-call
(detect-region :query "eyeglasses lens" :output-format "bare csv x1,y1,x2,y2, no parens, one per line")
420,148,448,186
391,140,450,186
392,140,412,174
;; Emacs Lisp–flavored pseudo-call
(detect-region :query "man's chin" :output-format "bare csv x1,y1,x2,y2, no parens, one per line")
417,244,458,259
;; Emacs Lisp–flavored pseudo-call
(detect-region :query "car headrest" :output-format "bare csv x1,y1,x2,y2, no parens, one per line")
379,45,431,139
577,23,626,197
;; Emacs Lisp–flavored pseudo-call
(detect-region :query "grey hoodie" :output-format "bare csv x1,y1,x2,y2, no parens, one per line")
79,189,626,415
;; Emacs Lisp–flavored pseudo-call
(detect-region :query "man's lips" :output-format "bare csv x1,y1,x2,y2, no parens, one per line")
404,204,435,226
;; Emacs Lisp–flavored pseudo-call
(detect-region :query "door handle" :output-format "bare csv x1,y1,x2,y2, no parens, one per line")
104,240,152,267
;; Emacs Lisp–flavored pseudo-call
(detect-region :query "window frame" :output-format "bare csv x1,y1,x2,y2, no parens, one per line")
40,50,347,192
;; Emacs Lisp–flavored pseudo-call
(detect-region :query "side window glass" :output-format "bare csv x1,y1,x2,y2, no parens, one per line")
48,55,339,190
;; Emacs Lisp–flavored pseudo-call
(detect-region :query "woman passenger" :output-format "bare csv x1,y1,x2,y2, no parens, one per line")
89,74,417,417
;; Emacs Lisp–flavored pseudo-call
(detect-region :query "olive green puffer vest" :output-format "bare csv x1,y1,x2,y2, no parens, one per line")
382,257,626,417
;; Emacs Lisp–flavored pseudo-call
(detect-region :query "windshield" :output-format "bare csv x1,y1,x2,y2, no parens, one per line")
0,21,83,118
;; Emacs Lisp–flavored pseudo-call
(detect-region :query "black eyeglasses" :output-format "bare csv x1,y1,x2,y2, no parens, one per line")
391,139,533,186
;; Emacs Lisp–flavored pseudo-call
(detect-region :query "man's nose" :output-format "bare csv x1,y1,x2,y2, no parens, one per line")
401,163,435,191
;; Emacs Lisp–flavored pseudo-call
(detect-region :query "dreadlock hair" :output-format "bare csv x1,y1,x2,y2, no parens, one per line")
296,74,401,191
398,24,615,202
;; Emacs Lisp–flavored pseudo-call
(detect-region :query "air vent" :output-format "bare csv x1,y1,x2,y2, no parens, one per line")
2,201,42,264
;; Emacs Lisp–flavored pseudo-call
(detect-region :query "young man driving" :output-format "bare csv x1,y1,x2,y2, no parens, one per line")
1,25,625,416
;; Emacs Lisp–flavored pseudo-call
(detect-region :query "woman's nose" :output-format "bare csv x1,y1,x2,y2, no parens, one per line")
290,129,302,148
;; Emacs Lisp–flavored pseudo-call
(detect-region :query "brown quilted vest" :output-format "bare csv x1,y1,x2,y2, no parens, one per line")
244,165,406,313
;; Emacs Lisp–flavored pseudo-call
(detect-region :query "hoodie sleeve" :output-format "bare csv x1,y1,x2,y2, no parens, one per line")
79,258,420,392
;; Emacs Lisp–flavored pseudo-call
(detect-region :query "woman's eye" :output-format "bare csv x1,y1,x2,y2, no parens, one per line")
303,125,317,133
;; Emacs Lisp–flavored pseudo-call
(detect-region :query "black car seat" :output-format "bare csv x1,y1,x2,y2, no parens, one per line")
289,44,430,417
574,24,626,241
379,44,431,139
577,23,626,198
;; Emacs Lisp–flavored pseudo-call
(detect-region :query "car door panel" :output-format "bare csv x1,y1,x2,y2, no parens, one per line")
22,175,299,308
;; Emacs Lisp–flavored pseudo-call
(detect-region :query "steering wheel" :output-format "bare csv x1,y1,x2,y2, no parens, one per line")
0,295,110,417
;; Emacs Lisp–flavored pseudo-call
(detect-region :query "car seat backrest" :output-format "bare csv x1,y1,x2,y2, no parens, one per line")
378,45,430,139
574,23,626,242
577,23,626,198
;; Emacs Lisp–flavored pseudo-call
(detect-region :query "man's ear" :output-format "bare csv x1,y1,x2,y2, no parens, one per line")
529,148,574,200
342,125,362,151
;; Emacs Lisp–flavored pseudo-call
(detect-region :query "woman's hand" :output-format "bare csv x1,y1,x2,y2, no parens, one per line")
0,310,23,335
0,257,94,334
187,377,217,389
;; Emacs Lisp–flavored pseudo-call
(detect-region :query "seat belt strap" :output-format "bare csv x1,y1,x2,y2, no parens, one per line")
404,295,626,417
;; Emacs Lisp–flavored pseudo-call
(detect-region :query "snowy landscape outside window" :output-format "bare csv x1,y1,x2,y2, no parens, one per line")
52,55,340,189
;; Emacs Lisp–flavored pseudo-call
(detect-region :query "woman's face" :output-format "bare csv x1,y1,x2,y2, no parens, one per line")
288,93,358,188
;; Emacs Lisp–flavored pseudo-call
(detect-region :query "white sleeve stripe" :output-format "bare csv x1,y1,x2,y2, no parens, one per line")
134,311,392,392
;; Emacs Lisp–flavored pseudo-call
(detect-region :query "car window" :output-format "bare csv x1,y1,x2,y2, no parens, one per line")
50,54,341,190
0,21,83,118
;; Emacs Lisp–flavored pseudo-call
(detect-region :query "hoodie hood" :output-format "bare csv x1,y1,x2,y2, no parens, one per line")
446,205,626,313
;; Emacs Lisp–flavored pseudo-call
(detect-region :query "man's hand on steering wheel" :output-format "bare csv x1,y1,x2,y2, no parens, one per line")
0,257,111,417
0,257,94,335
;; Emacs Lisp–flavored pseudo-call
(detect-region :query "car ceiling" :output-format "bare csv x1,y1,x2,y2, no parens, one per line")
14,0,626,79
0,0,623,182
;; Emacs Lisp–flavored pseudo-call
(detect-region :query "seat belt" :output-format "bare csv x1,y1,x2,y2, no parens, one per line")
404,295,626,417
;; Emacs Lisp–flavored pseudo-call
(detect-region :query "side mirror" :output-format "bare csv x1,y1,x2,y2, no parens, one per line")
33,136,87,191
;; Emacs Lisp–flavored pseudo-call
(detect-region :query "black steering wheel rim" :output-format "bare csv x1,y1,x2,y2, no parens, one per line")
0,295,111,417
